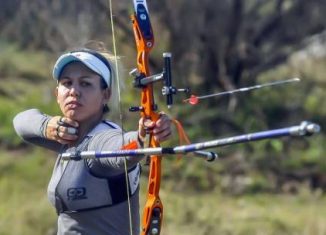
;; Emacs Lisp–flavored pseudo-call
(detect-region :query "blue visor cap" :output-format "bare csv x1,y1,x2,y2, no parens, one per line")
52,50,112,87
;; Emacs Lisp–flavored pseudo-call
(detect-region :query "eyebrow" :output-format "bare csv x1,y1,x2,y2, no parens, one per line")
59,75,96,80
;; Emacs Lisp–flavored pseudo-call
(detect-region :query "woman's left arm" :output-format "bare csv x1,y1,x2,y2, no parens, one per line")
87,113,172,173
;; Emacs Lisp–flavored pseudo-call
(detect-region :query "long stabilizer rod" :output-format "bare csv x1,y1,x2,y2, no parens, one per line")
60,121,320,162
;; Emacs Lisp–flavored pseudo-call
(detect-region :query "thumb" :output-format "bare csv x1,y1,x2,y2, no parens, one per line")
138,117,146,140
138,118,155,138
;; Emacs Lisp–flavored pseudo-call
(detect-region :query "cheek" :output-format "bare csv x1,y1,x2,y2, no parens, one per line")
56,87,69,104
89,90,106,103
88,95,105,110
57,87,69,97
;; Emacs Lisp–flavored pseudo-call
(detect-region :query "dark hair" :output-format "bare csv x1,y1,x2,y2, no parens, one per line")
98,64,109,113
103,104,110,113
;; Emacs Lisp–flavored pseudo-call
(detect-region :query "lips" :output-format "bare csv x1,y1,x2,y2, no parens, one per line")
65,100,82,109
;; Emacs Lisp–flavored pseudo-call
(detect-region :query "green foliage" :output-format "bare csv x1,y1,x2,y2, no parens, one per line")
0,43,59,147
0,32,325,234
252,55,326,169
0,41,51,80
153,183,326,235
0,149,57,235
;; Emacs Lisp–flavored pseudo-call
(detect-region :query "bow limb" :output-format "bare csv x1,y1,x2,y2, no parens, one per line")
131,1,163,234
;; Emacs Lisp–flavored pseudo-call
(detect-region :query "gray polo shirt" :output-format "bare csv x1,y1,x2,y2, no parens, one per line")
13,109,143,235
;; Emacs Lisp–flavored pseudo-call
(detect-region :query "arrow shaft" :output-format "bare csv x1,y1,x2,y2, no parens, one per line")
185,78,300,101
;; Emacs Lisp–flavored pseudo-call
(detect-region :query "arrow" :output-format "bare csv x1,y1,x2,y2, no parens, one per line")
184,78,300,105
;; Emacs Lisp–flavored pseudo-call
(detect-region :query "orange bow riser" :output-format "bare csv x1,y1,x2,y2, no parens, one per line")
130,1,163,234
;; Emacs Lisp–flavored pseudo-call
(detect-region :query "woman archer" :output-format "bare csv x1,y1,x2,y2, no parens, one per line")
13,44,172,235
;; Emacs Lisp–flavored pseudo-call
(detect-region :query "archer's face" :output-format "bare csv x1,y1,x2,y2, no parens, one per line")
56,62,110,122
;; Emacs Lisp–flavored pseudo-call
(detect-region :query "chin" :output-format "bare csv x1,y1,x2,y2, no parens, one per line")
64,110,101,123
64,110,82,121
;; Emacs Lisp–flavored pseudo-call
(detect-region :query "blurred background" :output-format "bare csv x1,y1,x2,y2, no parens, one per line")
0,0,325,234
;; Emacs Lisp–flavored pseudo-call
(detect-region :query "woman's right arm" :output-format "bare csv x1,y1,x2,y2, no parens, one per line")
13,109,63,152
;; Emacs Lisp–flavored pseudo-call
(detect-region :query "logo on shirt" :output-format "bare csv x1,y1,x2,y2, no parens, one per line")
67,187,87,201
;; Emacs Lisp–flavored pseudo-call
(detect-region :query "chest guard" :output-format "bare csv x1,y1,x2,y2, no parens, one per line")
47,121,140,214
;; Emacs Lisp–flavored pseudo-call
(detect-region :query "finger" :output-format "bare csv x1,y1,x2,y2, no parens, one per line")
138,117,146,139
46,116,61,132
55,120,78,141
58,131,78,141
153,125,172,139
57,126,78,139
139,118,154,129
58,117,79,128
58,126,78,135
56,125,61,135
139,119,156,138
57,117,65,126
143,119,155,129
154,124,172,136
153,120,171,134
66,127,78,135
155,113,170,128
154,128,172,142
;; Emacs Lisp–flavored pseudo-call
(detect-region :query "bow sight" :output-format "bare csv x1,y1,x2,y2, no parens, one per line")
129,52,190,111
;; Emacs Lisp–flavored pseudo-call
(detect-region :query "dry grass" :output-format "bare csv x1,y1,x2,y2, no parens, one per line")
1,151,325,235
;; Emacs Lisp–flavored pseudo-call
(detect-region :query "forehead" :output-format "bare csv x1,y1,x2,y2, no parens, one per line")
59,61,100,78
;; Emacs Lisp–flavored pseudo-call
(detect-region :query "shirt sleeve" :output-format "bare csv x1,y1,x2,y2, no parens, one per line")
86,129,144,176
13,109,63,152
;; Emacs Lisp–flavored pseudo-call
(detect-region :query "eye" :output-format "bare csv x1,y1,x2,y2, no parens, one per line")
60,79,72,87
80,81,92,87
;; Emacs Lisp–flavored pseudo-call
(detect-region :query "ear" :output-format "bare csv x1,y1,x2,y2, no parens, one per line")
103,88,111,104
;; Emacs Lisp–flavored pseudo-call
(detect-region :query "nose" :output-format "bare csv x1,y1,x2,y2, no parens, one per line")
68,84,80,97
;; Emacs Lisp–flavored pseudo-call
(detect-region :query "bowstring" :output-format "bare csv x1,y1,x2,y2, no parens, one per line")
108,1,134,235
